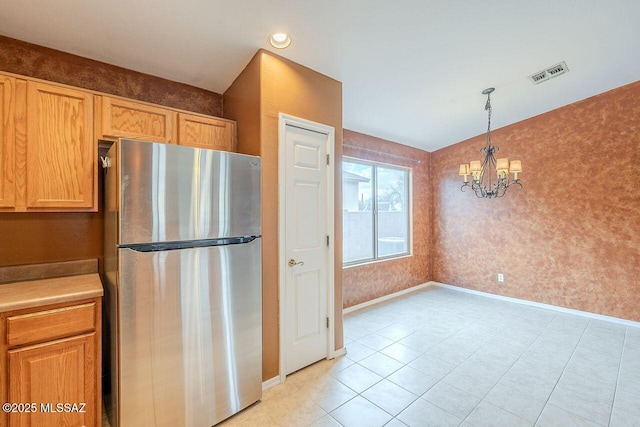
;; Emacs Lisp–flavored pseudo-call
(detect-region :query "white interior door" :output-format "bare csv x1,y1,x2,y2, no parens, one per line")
283,123,330,375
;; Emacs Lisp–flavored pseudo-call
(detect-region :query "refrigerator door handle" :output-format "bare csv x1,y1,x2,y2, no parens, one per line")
120,235,260,252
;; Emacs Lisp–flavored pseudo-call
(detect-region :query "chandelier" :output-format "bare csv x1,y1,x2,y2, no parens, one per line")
459,88,522,198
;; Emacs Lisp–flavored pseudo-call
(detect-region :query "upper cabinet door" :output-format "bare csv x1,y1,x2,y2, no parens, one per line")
0,75,15,209
177,113,237,151
100,96,175,143
26,82,96,211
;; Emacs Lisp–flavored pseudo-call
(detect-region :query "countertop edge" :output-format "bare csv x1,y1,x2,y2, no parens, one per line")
0,273,104,313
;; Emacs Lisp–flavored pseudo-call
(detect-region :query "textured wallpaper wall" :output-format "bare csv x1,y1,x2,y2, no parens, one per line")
343,130,431,308
0,35,223,116
431,81,640,321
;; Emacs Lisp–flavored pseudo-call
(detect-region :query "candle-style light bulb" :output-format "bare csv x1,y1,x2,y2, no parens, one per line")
496,158,509,179
459,164,470,183
510,160,522,181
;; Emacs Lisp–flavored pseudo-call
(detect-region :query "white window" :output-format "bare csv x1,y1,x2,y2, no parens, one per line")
342,158,411,265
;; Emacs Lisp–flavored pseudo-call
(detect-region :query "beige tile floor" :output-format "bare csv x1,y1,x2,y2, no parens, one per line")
219,286,640,427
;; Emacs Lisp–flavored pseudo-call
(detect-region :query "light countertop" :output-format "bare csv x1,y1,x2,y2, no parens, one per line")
0,273,103,313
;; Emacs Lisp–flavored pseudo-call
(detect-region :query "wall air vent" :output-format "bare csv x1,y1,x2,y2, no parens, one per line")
529,61,569,85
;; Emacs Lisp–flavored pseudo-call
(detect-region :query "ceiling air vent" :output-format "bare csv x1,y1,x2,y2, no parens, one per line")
528,61,569,85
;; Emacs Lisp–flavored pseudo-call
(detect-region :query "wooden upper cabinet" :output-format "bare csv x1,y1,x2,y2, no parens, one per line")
25,82,96,211
178,113,237,151
0,72,237,214
0,75,16,209
100,96,175,143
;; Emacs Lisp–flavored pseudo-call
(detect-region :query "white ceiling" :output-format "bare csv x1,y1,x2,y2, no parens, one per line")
2,0,639,151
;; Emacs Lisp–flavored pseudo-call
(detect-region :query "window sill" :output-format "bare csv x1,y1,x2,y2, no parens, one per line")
343,253,412,270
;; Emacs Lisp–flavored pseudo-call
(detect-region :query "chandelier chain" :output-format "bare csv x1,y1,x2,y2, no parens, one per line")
485,93,492,149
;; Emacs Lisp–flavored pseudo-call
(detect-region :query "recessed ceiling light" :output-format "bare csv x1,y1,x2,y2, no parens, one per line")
269,33,292,49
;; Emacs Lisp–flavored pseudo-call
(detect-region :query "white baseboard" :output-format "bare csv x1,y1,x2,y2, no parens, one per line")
262,376,281,392
267,348,346,390
331,347,347,358
431,281,640,329
343,282,433,314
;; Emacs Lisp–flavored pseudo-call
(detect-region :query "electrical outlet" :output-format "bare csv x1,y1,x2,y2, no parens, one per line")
498,274,504,282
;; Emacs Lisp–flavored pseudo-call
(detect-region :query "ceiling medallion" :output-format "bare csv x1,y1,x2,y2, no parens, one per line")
459,88,523,198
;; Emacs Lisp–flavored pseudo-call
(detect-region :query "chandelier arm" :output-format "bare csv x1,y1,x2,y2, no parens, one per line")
471,180,483,198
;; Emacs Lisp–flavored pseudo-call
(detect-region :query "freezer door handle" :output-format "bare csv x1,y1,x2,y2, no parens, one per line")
121,236,259,252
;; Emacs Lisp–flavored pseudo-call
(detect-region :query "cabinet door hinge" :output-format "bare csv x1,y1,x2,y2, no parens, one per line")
326,235,330,247
326,154,330,165
326,317,329,328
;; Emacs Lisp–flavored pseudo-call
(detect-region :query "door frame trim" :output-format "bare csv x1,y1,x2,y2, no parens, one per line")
277,113,336,383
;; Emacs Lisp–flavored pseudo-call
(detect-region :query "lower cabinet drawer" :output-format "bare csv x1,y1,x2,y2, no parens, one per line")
6,303,96,347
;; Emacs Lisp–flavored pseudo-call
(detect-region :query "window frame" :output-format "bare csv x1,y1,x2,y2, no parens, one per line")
342,156,412,267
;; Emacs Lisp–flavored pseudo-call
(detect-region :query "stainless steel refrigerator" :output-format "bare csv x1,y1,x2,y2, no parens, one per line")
103,139,262,427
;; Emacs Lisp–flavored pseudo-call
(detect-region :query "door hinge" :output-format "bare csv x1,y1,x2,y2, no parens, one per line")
326,154,330,165
326,235,330,247
326,317,329,328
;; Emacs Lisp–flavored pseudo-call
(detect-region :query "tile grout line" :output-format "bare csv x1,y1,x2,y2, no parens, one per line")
531,318,594,426
263,289,631,427
409,305,546,425
349,319,456,423
339,300,508,424
353,335,428,420
356,294,536,422
338,289,627,427
426,302,539,421
453,306,560,426
608,326,628,427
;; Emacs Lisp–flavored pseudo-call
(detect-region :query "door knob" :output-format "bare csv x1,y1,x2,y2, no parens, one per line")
288,259,304,267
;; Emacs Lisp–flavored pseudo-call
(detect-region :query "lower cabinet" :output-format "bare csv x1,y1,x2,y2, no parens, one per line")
1,299,101,427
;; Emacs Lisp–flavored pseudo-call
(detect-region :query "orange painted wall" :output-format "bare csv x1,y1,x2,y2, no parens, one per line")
431,80,640,321
223,55,261,157
342,130,431,308
224,50,344,380
261,51,345,360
